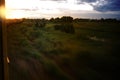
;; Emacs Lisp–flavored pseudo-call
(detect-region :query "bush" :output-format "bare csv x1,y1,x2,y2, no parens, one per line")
54,23,75,34
54,24,61,30
34,19,46,28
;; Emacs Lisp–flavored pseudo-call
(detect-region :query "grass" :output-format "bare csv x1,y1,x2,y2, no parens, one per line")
7,20,120,80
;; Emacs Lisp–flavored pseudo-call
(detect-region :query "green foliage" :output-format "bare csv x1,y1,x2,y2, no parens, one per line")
7,19,120,80
34,19,47,28
54,23,75,34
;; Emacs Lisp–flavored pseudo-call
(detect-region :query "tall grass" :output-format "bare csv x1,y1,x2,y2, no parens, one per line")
7,20,120,80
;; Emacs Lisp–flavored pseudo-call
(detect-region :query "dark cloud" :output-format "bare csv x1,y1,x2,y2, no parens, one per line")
77,0,120,12
94,0,120,12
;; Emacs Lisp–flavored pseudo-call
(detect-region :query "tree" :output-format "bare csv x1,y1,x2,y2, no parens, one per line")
54,16,75,34
60,16,73,23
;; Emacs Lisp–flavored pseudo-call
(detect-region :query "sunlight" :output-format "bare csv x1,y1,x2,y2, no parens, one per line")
5,0,38,19
6,0,37,9
6,10,27,19
0,6,6,18
5,0,94,19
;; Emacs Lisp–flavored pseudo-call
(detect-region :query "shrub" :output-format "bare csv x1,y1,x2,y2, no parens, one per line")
54,23,75,34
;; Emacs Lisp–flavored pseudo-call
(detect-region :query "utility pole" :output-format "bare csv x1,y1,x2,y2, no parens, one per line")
0,0,9,80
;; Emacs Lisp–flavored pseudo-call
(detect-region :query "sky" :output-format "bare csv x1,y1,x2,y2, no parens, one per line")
5,0,120,19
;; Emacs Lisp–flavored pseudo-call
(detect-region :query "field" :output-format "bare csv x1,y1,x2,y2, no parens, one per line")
7,19,120,80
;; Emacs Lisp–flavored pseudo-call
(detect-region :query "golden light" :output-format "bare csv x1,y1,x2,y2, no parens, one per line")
6,9,27,19
5,0,35,19
0,6,6,18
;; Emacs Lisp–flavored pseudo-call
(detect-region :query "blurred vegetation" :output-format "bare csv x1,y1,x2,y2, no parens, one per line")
7,16,120,80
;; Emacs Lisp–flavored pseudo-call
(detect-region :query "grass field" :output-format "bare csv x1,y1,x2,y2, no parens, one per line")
7,19,120,80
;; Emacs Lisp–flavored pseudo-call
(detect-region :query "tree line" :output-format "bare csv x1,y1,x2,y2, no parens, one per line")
49,16,120,23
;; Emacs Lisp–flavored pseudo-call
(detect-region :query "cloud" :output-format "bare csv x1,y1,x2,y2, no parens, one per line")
6,0,120,19
76,0,97,4
77,0,97,3
77,0,120,12
16,8,39,11
93,0,120,12
40,0,66,1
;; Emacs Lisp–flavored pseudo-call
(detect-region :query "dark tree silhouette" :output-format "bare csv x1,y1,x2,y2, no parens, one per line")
54,16,75,34
60,16,73,22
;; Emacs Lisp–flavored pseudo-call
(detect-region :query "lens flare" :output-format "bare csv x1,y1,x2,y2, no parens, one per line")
0,6,6,18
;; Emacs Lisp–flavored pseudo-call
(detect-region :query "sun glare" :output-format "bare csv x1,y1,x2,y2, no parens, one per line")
6,10,26,19
0,6,6,18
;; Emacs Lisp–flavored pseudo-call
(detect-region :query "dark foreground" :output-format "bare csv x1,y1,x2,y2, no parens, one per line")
7,19,120,80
